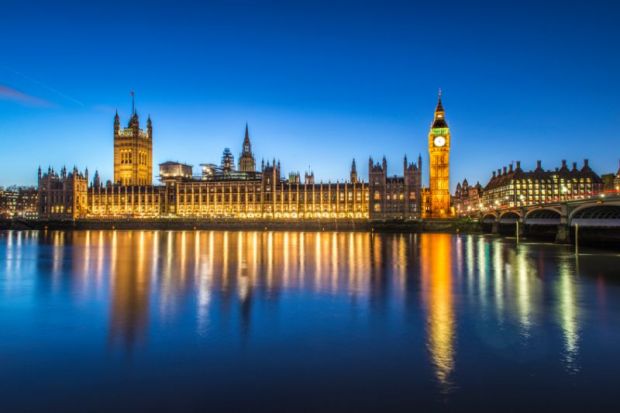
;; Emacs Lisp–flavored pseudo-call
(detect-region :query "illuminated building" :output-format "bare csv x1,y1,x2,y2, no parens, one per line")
113,97,153,186
36,94,458,222
453,179,482,215
38,118,370,219
481,159,603,209
159,161,193,183
37,166,89,219
0,185,38,219
427,91,452,218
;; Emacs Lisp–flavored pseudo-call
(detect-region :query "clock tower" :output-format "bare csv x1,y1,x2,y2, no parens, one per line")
428,91,451,218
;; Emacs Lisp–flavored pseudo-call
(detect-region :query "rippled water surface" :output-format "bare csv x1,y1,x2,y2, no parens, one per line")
1,230,620,412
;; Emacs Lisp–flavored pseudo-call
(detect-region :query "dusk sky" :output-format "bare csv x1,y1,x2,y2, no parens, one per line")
1,0,618,189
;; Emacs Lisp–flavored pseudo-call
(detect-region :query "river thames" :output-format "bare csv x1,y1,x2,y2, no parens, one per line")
1,230,620,412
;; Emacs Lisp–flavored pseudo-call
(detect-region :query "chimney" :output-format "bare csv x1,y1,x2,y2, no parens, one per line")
536,160,542,169
492,171,496,178
516,161,521,170
572,162,577,170
562,159,567,168
497,168,501,176
584,159,589,168
503,166,507,174
509,164,513,173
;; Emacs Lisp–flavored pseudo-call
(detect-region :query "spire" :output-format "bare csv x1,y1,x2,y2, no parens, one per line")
432,89,448,128
435,88,444,113
242,123,251,153
131,90,135,115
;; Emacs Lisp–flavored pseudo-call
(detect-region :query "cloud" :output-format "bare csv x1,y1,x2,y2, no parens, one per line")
0,84,54,107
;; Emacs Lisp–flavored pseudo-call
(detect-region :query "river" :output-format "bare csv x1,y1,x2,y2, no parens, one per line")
1,230,619,412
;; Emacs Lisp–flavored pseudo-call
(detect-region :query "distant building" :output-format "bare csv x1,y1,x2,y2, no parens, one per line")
602,161,620,193
453,179,482,216
159,162,193,183
482,159,603,209
0,185,38,219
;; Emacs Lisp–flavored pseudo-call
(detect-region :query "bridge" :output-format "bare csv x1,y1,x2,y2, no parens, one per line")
475,194,620,243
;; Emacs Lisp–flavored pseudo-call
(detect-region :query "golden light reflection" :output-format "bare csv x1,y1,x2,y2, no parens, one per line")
420,233,455,390
0,230,597,374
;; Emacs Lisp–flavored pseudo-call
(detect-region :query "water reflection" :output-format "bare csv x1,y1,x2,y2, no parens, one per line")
0,230,606,383
420,234,455,390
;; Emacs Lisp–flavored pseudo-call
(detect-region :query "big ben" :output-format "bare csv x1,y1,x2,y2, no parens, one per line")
428,91,451,218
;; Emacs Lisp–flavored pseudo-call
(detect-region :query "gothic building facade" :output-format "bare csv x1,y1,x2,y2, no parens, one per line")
37,96,449,222
368,155,422,220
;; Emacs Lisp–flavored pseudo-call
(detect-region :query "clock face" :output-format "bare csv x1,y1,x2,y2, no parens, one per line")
434,136,446,147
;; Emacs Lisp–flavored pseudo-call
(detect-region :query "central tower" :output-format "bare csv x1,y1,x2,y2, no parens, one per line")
428,91,451,217
113,95,153,186
238,123,256,172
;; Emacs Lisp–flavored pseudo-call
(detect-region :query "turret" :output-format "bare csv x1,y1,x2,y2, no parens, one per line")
114,110,120,133
147,115,153,139
129,112,139,129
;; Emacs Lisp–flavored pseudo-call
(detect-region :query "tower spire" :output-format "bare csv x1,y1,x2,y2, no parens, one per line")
244,123,250,146
435,88,444,114
131,90,135,115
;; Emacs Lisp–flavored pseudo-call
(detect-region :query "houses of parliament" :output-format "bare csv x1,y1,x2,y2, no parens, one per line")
37,94,453,221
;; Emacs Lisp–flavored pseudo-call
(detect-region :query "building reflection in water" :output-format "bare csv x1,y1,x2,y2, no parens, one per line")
420,233,455,391
557,257,580,373
108,231,152,351
0,230,590,374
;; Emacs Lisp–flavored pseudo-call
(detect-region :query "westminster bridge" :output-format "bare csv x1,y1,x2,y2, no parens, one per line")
473,194,620,243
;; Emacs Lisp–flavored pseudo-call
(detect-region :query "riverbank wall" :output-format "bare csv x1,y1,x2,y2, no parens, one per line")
3,218,618,249
1,218,482,233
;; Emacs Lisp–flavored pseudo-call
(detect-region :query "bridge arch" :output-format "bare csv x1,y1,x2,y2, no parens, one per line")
524,208,561,225
481,213,497,224
499,211,520,224
569,203,620,227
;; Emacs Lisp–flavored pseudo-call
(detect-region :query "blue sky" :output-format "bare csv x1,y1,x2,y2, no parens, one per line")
1,0,618,189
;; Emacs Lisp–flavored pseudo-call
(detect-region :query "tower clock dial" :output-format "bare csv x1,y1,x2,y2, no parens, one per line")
433,136,446,147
